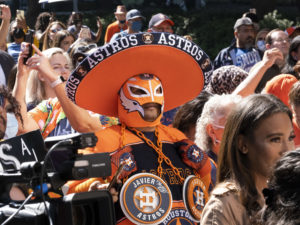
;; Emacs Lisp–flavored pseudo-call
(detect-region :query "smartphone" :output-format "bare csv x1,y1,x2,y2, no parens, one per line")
21,42,31,64
107,163,125,191
79,26,90,39
16,9,25,20
22,30,34,64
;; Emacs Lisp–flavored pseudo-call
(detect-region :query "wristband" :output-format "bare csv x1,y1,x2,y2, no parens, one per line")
50,76,65,88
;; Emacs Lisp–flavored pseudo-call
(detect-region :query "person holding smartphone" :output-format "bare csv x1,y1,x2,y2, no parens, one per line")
67,11,102,43
7,19,25,63
13,44,117,139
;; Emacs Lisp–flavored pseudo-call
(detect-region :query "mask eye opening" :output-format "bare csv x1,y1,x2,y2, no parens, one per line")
156,86,162,94
129,86,147,95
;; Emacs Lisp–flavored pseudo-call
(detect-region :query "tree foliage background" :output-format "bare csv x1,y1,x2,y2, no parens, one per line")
20,0,300,60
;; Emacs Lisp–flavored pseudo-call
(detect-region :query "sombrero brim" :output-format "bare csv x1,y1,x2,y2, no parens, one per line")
66,32,212,117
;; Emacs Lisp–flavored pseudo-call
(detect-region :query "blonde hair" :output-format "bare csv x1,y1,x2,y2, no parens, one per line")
42,21,66,51
26,47,72,105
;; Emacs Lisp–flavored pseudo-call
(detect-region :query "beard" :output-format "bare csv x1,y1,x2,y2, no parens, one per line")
142,103,161,122
241,37,255,49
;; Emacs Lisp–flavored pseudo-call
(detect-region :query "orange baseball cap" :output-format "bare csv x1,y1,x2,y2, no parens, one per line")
148,13,174,28
264,74,298,108
285,26,300,37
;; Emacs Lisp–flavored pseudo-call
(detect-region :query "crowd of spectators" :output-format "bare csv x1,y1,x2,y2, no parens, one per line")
1,3,300,224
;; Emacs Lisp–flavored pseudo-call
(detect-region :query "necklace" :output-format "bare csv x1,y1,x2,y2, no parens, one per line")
128,126,185,183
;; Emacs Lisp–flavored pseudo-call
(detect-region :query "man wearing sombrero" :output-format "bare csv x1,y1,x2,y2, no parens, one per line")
65,32,216,224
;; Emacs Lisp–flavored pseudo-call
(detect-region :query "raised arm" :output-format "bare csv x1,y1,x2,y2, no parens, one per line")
13,45,39,134
93,16,102,44
28,44,103,133
0,5,11,48
233,48,283,97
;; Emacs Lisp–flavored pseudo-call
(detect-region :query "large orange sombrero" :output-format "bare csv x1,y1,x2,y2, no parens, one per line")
66,32,213,117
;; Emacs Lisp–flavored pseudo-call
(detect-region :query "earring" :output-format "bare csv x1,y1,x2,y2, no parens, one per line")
241,146,248,154
213,134,221,145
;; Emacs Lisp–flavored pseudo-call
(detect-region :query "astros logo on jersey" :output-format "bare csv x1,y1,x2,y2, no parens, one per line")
186,144,204,163
120,173,172,224
120,152,136,172
159,208,196,225
183,175,209,222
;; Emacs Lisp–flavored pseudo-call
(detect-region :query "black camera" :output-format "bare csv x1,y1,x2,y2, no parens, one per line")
44,132,111,183
0,131,115,225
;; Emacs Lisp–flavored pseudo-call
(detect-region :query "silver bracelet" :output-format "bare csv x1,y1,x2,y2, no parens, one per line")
50,76,65,88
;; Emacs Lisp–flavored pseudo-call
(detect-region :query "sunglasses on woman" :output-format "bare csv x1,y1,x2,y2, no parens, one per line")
50,28,63,33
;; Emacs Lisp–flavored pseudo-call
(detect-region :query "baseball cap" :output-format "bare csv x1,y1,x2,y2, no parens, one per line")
148,13,174,28
126,9,145,22
114,5,127,15
285,26,300,37
233,17,253,30
243,12,259,23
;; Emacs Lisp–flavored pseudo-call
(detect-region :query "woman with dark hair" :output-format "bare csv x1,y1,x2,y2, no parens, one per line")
262,148,300,225
51,30,75,52
0,84,24,203
67,11,83,29
201,94,295,225
34,12,54,49
282,35,300,77
0,85,22,138
172,90,212,141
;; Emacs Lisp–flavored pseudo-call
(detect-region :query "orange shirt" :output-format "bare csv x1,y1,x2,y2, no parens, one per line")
66,125,215,195
29,97,119,138
104,21,127,43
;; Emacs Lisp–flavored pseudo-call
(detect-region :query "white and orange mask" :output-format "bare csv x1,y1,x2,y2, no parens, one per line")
118,74,164,127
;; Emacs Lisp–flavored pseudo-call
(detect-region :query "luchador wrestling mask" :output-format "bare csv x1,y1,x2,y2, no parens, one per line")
118,74,164,127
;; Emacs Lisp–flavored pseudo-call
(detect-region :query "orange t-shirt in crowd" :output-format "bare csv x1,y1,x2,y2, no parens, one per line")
264,74,298,108
293,119,300,148
104,21,128,43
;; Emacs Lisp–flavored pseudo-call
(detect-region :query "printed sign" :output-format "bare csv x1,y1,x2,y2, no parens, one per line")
0,130,46,173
